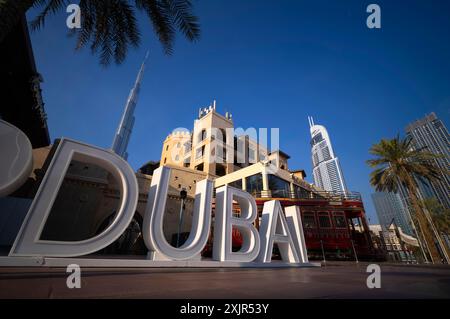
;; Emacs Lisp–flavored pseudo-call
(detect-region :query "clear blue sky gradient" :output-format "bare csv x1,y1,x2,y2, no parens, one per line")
27,0,450,224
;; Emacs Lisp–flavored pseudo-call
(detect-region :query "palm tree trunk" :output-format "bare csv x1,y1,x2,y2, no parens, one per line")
413,211,434,263
396,177,429,262
416,191,450,263
405,177,443,263
0,0,35,43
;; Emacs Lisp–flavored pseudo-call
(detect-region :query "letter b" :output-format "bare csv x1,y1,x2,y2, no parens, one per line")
213,186,260,262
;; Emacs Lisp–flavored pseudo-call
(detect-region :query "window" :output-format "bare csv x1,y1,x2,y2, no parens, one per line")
184,142,191,153
318,212,331,228
215,146,227,162
229,179,243,190
216,164,226,177
175,155,180,161
245,173,263,195
218,129,227,143
163,158,167,164
294,185,310,199
196,146,205,159
166,145,169,151
311,133,323,146
249,148,256,163
195,163,204,171
268,174,290,198
200,129,207,141
302,212,316,229
176,142,181,148
333,213,347,228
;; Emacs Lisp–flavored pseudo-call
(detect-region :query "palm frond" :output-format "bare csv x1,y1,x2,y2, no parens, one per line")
136,0,175,55
30,0,68,31
1,0,200,65
367,135,443,192
162,0,200,42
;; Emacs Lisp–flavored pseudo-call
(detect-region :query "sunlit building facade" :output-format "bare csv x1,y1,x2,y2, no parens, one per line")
405,112,450,209
308,117,347,193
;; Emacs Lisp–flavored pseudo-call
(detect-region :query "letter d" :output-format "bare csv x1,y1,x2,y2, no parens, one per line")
9,138,138,257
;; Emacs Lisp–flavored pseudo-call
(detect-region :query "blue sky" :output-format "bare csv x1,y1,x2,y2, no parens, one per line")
27,0,450,224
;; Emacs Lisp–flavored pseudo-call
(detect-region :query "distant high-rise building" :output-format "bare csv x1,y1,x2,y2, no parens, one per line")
111,52,149,160
308,117,347,192
371,191,414,236
405,112,450,208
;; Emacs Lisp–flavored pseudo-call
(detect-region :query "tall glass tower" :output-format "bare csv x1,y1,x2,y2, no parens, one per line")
405,112,450,208
308,116,347,193
371,191,414,236
112,52,149,160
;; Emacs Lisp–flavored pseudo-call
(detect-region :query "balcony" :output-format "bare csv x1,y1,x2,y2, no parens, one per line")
245,189,362,202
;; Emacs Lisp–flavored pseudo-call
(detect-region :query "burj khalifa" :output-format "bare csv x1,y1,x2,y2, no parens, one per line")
111,52,149,160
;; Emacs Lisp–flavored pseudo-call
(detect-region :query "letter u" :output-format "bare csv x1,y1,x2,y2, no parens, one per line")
142,166,213,260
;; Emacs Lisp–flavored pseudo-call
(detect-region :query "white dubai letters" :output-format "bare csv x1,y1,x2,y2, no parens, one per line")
0,121,309,265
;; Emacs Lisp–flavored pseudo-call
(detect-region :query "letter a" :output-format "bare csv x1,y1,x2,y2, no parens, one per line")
366,264,381,288
366,4,381,29
66,264,81,289
66,4,81,29
257,200,300,263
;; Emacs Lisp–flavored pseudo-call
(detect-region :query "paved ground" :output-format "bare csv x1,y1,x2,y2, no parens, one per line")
0,262,450,298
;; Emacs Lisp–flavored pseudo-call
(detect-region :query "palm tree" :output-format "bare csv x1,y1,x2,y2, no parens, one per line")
0,0,200,65
367,135,450,264
423,198,450,257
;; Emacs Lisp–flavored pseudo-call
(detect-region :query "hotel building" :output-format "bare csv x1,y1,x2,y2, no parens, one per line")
308,117,347,193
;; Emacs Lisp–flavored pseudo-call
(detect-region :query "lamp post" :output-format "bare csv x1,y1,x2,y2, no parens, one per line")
176,188,188,248
320,240,326,265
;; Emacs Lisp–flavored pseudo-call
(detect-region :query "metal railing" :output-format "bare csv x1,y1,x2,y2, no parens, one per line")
246,189,362,202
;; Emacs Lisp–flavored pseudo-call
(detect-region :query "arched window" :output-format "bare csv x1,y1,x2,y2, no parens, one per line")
199,129,207,141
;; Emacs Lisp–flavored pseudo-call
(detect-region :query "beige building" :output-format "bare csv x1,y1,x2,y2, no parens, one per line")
161,102,282,178
160,101,317,199
368,224,419,263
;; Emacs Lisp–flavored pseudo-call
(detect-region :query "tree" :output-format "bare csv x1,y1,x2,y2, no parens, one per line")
367,135,449,263
0,0,200,65
423,198,450,256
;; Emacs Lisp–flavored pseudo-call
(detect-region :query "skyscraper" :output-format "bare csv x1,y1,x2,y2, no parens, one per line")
111,52,149,160
371,191,414,236
308,116,347,193
405,112,450,208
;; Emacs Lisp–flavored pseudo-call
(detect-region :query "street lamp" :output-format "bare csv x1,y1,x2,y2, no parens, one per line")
176,188,188,248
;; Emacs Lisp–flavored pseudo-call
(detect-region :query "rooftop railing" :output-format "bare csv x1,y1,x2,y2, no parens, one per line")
247,189,362,202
